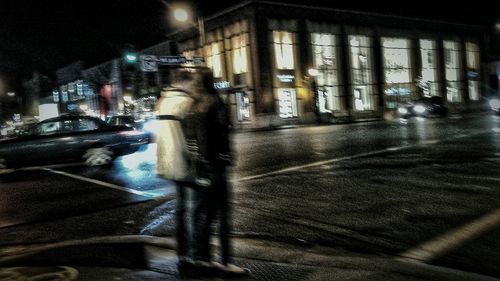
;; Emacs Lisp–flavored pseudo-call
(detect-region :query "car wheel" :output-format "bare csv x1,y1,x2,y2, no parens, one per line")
83,147,114,166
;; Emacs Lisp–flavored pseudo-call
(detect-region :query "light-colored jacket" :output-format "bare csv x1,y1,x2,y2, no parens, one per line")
155,89,193,181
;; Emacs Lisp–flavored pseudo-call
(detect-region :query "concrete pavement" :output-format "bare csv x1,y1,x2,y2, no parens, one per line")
1,235,498,281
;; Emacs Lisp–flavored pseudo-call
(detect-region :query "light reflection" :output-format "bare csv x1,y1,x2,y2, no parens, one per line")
119,144,156,171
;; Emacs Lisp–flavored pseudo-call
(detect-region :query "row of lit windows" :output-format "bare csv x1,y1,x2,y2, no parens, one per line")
194,26,481,119
269,31,480,113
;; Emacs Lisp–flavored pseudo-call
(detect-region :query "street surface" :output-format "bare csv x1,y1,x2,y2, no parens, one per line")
1,113,500,279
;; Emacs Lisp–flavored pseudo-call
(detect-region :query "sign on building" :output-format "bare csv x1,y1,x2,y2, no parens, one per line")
140,55,158,72
158,56,187,65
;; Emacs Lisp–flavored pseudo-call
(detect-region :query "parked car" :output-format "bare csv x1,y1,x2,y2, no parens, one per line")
0,114,149,170
398,96,448,118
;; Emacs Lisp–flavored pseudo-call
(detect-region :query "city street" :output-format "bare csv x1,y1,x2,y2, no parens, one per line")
1,113,500,279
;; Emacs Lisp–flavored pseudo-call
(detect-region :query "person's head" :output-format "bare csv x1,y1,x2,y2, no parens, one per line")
169,68,197,94
199,68,218,95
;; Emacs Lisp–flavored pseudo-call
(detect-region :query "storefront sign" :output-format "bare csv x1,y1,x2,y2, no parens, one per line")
277,74,295,83
214,81,231,89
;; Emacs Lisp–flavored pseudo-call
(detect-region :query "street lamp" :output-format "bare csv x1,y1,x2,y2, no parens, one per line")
170,5,205,55
173,7,189,22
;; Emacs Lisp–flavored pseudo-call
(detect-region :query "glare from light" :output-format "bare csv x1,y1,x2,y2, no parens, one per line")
414,105,426,114
398,107,408,114
308,68,319,77
126,54,137,62
7,92,15,97
489,99,500,109
174,8,189,22
143,120,159,134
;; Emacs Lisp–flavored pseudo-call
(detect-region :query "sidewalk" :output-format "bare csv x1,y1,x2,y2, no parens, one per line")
1,235,498,281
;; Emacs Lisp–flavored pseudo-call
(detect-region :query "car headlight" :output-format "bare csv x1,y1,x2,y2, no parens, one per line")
398,107,408,114
489,99,500,110
414,105,426,114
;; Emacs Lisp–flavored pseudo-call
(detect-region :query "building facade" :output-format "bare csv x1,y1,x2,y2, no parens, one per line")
168,1,488,129
53,1,490,129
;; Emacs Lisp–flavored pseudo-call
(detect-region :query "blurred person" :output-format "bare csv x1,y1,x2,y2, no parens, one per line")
156,68,215,277
181,68,250,277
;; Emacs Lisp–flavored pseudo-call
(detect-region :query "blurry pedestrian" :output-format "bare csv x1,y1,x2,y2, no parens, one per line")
182,68,250,277
156,69,215,276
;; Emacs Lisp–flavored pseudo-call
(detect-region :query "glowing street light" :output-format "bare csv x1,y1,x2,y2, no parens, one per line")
173,7,189,22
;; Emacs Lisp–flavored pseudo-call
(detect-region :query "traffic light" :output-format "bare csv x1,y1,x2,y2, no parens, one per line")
124,52,138,64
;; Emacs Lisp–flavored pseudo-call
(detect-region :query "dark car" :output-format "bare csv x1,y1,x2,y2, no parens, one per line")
0,115,149,170
398,96,448,118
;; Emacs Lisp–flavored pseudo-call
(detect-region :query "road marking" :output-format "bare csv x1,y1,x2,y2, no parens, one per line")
398,206,500,263
237,148,406,182
237,131,484,182
41,168,161,198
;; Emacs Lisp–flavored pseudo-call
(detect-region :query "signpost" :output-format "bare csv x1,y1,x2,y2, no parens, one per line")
140,55,205,69
158,56,187,65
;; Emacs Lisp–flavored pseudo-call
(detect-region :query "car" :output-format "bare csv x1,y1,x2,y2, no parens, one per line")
489,98,500,115
0,114,149,171
397,96,448,118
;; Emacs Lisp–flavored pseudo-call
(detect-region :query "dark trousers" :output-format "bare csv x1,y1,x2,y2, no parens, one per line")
192,167,232,264
175,183,190,260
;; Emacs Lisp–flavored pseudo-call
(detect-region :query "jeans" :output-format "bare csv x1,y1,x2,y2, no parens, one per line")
176,166,232,264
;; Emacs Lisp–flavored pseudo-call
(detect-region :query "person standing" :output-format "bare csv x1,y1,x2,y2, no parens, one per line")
182,68,249,277
156,69,214,276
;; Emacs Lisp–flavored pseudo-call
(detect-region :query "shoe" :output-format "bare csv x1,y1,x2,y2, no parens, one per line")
178,260,218,278
212,262,251,278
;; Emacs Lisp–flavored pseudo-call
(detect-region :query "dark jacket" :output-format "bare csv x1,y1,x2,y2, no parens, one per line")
182,93,232,167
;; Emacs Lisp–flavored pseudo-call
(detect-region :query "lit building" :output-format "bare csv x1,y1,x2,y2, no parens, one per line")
54,1,490,129
166,1,487,128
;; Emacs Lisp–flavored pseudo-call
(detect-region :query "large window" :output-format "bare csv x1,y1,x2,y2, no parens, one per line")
444,40,463,102
206,42,223,78
273,31,295,70
311,33,341,111
419,39,440,97
349,35,375,111
466,42,480,101
232,34,249,74
382,38,412,108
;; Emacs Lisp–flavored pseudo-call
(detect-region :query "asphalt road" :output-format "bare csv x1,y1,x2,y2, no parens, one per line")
1,113,500,278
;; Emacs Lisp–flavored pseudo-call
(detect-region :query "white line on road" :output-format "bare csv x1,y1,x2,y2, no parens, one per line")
398,206,500,263
237,132,480,182
237,147,405,182
41,168,158,198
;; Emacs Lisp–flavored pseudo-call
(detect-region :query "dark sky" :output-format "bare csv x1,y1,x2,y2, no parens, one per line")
0,0,498,91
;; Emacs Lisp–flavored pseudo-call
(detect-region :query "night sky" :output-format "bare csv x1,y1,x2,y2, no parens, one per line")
0,0,498,92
